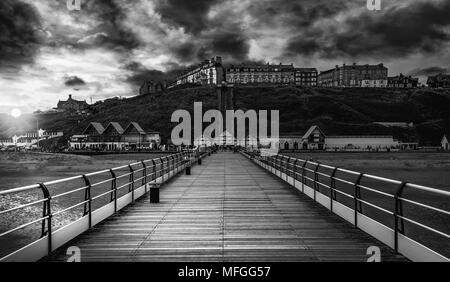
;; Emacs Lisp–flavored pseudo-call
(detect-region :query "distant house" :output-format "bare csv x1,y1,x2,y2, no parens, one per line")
139,81,166,96
387,74,419,88
302,125,326,150
427,74,450,88
57,95,89,111
442,135,449,151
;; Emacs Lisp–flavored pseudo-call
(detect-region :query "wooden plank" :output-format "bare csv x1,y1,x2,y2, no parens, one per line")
43,152,407,262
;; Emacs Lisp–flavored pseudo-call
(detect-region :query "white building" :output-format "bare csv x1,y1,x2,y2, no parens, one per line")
361,79,388,88
0,129,63,148
325,136,399,151
279,136,304,150
68,122,160,151
169,56,224,88
278,125,400,151
442,135,449,151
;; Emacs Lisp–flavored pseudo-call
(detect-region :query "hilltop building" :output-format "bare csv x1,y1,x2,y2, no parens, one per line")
57,95,89,111
169,56,224,88
295,68,318,86
139,81,166,96
69,122,160,151
427,74,450,88
165,56,317,88
226,63,295,85
318,63,388,87
387,74,419,88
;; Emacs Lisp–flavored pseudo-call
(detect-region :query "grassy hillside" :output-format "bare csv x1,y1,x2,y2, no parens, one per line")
234,86,450,145
1,86,450,145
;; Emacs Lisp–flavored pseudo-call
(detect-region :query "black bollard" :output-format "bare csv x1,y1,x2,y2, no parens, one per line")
150,184,160,203
186,165,191,175
198,158,202,165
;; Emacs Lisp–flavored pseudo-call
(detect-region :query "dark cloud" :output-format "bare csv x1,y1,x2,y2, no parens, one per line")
77,0,141,51
124,62,182,88
171,31,250,63
409,67,450,77
248,0,352,29
285,0,450,59
171,42,198,62
0,0,44,69
65,76,86,87
154,0,221,35
198,32,250,62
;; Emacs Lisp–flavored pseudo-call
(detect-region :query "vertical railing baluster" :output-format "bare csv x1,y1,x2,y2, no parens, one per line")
39,183,52,255
329,168,338,212
394,182,407,253
301,161,307,193
110,169,117,213
151,159,157,182
313,163,320,201
293,159,298,181
354,173,364,227
128,165,135,202
141,161,147,193
82,175,92,228
159,158,164,183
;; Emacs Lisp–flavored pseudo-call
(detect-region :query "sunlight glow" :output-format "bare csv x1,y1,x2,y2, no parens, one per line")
11,108,22,118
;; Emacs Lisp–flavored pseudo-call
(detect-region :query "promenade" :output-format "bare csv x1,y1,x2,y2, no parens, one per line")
44,152,406,262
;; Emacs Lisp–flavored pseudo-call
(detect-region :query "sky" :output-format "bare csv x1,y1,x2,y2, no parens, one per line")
0,0,449,113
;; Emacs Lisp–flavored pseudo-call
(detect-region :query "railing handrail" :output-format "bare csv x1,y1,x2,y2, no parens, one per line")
0,148,214,261
243,149,450,261
273,155,449,196
0,152,189,196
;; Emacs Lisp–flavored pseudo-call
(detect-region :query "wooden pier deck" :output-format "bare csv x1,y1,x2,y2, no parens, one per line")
44,152,406,262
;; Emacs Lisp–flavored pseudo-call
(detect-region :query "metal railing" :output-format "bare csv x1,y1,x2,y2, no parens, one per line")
242,150,450,262
0,149,213,262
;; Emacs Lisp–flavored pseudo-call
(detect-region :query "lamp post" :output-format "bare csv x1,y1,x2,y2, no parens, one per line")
36,118,40,149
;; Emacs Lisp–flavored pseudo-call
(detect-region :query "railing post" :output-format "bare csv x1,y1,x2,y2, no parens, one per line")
292,159,298,181
170,155,175,172
128,165,135,202
38,183,52,255
110,169,117,213
354,173,364,227
82,175,92,228
159,158,165,183
301,161,307,193
286,157,292,180
151,159,157,182
313,163,320,201
329,168,338,212
141,161,147,193
394,182,407,253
